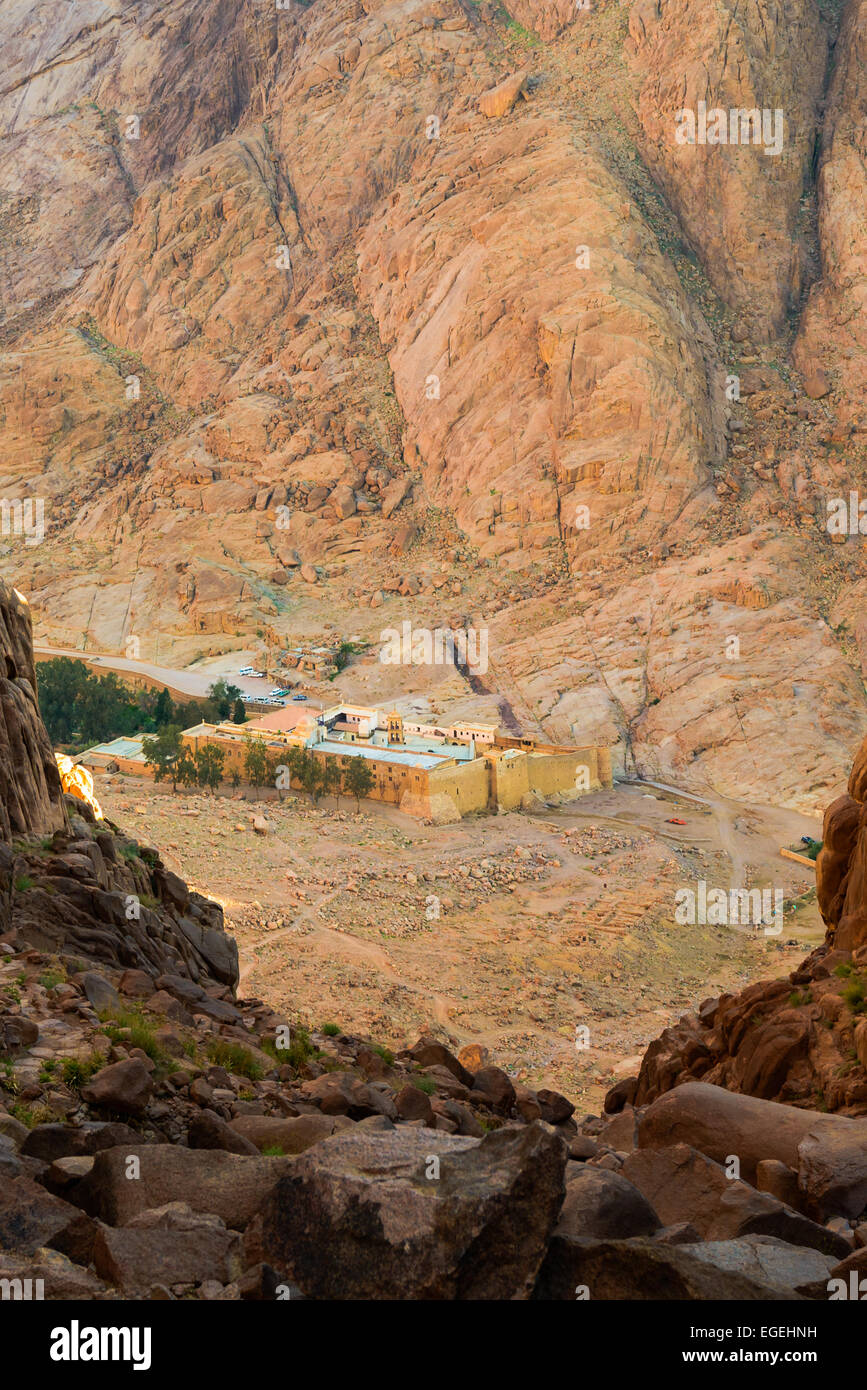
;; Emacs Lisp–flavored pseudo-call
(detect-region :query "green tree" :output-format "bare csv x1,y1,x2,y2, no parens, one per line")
232,697,246,725
153,687,174,727
292,748,323,802
284,746,306,793
274,751,294,800
206,678,243,722
343,755,375,810
38,659,140,745
37,658,180,749
141,725,184,791
322,758,341,807
175,747,198,790
37,658,89,743
334,640,359,673
244,736,273,798
308,756,326,804
195,743,225,793
77,671,140,742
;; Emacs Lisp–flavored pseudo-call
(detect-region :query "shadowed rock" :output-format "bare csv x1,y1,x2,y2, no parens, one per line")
533,1236,808,1301
258,1122,568,1300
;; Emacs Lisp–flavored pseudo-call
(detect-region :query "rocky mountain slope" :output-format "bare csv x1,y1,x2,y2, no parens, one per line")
0,585,64,842
5,577,867,1300
1,0,866,812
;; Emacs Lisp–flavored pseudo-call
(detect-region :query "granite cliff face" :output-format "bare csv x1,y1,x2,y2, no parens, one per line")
0,580,238,989
0,584,64,840
817,737,867,955
1,0,866,812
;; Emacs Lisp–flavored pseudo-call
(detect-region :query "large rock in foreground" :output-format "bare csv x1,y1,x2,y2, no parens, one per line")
635,1081,865,1184
76,1145,294,1231
621,1142,850,1258
533,1236,807,1301
259,1123,568,1300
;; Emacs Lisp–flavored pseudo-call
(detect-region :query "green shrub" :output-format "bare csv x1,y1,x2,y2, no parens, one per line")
843,978,867,1013
321,1023,341,1037
13,875,33,892
261,1026,314,1070
262,1144,286,1157
61,1054,104,1090
206,1039,263,1080
10,1101,53,1129
285,1032,314,1070
412,1076,437,1095
506,19,539,44
39,968,66,990
99,1006,173,1068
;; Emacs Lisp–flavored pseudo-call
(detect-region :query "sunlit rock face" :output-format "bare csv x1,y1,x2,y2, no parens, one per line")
0,0,865,809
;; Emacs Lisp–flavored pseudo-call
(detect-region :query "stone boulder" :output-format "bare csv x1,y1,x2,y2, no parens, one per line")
187,1110,260,1156
80,971,121,1014
685,1234,837,1295
555,1165,660,1241
92,1213,243,1295
621,1144,850,1258
0,1247,106,1299
74,1145,294,1230
80,1057,154,1115
479,71,529,119
470,1065,516,1114
230,1112,352,1154
257,1123,567,1299
636,1081,863,1184
533,1236,807,1301
21,1120,141,1162
797,1126,867,1221
0,1174,86,1256
300,1072,397,1120
406,1037,474,1087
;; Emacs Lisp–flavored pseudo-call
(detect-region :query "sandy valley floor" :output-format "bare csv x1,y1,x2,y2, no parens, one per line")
95,775,825,1112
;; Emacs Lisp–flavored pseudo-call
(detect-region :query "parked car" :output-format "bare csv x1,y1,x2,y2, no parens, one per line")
238,666,253,675
292,694,308,702
248,669,265,678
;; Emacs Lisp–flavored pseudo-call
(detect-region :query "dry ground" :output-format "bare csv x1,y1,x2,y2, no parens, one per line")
95,774,825,1111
